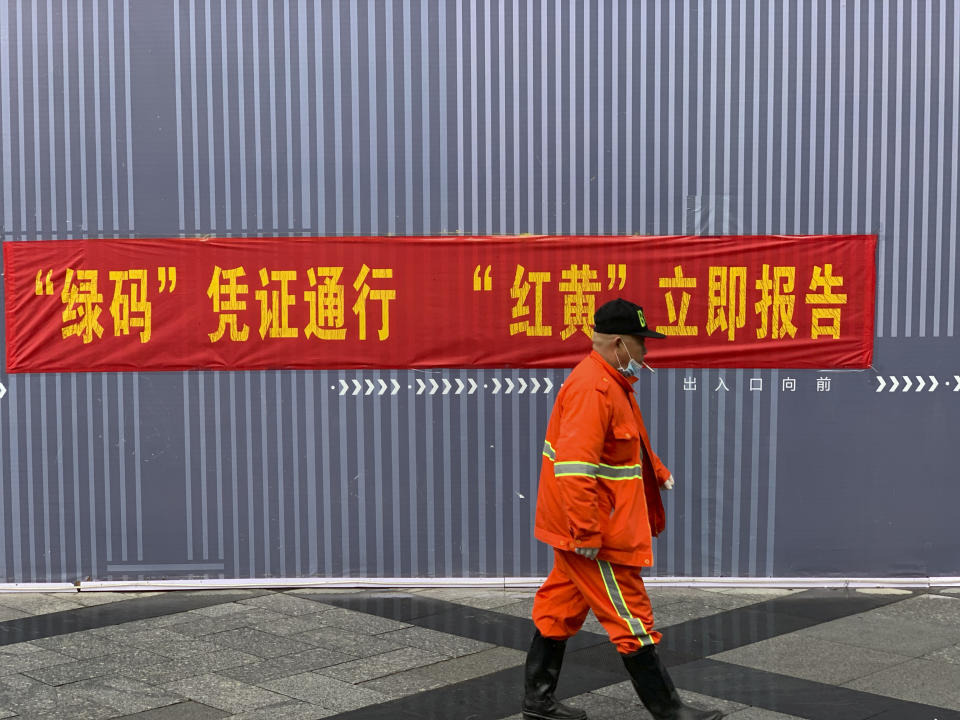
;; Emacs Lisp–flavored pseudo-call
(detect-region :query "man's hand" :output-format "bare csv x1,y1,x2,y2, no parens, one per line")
575,547,600,560
663,474,676,490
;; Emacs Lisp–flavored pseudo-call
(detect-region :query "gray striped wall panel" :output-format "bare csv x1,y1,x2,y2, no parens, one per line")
0,0,958,582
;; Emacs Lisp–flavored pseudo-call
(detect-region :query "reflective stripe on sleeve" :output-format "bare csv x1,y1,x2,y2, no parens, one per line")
598,559,655,647
543,441,556,460
554,461,599,478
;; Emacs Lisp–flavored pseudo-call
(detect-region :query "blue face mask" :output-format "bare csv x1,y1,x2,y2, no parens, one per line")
615,343,644,378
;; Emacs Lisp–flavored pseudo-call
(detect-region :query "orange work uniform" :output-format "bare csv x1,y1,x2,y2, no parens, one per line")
533,351,672,654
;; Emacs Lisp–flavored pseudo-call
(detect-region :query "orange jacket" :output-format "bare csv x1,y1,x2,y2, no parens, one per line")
534,351,671,567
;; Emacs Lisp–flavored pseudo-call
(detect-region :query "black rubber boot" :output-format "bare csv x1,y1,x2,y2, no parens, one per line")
521,629,588,720
621,645,724,720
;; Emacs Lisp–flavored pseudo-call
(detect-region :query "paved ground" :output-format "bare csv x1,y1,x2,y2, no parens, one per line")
0,585,959,719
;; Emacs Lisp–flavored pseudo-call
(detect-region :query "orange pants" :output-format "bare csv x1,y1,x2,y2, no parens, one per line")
532,548,662,654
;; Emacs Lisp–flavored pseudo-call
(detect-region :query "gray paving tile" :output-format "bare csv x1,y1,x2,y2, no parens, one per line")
652,600,741,627
116,700,230,719
71,591,163,606
710,631,913,684
418,646,526,684
843,657,960,710
0,606,29,622
24,647,168,685
0,673,118,719
236,593,332,616
319,646,447,683
491,598,535,620
924,642,960,665
240,609,338,637
801,611,960,657
260,672,389,712
591,680,747,716
225,700,334,719
411,588,536,610
187,602,256,619
121,649,261,684
166,611,275,638
163,674,291,714
29,629,129,659
219,647,354,684
357,665,450,698
0,592,85,615
724,709,809,719
117,628,231,659
204,627,315,658
866,593,960,630
560,689,641,719
0,708,14,719
0,642,73,675
69,675,184,715
298,626,406,657
309,606,411,634
377,625,495,657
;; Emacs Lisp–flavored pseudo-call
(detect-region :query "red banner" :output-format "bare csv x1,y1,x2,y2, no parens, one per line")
3,235,875,372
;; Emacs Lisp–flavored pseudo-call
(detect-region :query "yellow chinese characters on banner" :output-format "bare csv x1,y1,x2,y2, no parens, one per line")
655,263,847,340
35,267,176,345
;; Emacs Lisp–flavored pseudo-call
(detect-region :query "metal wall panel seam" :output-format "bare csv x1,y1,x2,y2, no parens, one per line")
253,0,264,231
107,0,120,233
608,0,618,234
424,376,437,576
275,374,287,577
454,0,464,232
777,2,788,233
442,370,454,577
932,0,946,337
199,373,209,561
228,372,239,576
307,371,322,575
903,0,920,337
680,0,689,235
44,0,57,232
122,0,133,229
751,0,761,233
173,0,186,231
284,0,294,229
183,373,193,561
70,375,81,575
30,2,40,233
476,368,487,573
0,0,12,234
9,376,22,581
312,1,325,233
55,378,65,578
765,369,780,575
132,373,142,561
833,0,846,234
366,0,378,233
850,0,862,236
347,0,360,233
236,1,248,231
652,0,662,232
100,374,112,563
188,0,200,231
470,0,479,233
539,0,547,232
220,0,233,229
267,0,279,230
289,373,300,574
731,368,744,576
385,0,397,234
85,375,96,578
736,0,746,232
578,0,587,233
390,369,402,576
213,372,224,561
405,369,418,575
698,369,709,576
336,370,350,575
807,0,820,234
554,0,562,232
876,0,889,336
425,0,436,233
259,372,270,576
243,372,254,576
498,0,506,234
15,0,27,234
949,0,959,337
713,374,725,575
483,0,493,233
512,0,519,233
401,0,413,233
373,371,385,577
748,368,760,575
917,3,933,337
890,0,905,337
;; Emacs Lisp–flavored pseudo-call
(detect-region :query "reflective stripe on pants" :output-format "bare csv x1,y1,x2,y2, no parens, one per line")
532,548,661,654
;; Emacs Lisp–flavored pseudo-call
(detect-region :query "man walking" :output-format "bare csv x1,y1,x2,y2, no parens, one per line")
522,298,722,720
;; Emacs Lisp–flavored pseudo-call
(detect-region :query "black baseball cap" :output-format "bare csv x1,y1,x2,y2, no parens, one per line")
594,298,667,339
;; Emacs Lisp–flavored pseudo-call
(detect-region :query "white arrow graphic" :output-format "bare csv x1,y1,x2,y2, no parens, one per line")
468,379,478,395
518,378,527,394
915,376,925,392
875,377,886,393
954,375,960,392
416,379,426,395
442,379,452,395
544,378,554,393
352,380,362,396
0,383,5,400
339,380,349,396
902,376,912,392
530,377,540,393
365,380,375,395
429,379,439,395
504,378,515,394
455,379,465,394
491,378,502,394
929,376,938,392
378,379,388,395
889,376,899,392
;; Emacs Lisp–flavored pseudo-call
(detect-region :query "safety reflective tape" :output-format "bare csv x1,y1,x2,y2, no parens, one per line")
554,461,599,478
542,441,556,460
596,463,642,481
598,559,655,647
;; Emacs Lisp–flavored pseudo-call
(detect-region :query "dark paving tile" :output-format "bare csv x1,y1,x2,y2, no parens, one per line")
116,700,230,719
0,590,271,646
